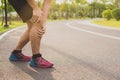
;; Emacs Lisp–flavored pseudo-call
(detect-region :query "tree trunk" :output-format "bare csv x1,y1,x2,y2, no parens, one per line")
118,0,120,8
116,0,120,8
1,9,4,26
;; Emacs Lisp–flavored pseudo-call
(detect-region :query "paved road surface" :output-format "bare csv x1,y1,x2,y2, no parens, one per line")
0,20,120,80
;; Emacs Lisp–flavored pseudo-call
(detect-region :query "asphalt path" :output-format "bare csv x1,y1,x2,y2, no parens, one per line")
0,20,120,80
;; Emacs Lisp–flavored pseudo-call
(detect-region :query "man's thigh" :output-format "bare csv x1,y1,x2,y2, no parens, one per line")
8,0,33,22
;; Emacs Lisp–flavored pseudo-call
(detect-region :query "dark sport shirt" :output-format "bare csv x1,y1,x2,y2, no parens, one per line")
8,0,33,22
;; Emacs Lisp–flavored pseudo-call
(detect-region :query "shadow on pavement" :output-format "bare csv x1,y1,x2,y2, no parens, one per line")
42,44,120,80
10,61,55,80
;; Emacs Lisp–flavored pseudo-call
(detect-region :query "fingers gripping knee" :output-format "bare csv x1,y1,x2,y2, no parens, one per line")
37,27,45,37
30,26,45,38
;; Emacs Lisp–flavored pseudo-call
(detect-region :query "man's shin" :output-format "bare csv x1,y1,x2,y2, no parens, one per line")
30,27,43,55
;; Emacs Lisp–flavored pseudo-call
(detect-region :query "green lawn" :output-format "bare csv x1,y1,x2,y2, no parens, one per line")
92,19,120,29
0,21,24,34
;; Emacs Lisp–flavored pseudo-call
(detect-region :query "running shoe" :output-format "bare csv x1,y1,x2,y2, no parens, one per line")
29,57,53,68
9,53,31,61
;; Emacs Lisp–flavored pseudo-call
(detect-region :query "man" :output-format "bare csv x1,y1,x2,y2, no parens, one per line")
8,0,53,68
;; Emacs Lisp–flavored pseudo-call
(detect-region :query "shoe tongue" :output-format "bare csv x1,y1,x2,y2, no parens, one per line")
12,50,22,54
15,53,25,58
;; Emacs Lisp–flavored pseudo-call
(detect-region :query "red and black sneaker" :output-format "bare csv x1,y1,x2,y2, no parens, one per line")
30,57,53,68
9,53,31,61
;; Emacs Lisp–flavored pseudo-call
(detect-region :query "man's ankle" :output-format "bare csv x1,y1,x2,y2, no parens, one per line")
32,53,42,59
12,50,22,54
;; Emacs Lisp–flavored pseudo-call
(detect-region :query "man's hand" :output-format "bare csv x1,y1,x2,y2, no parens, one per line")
30,9,47,27
37,27,46,37
26,0,51,27
38,12,46,27
33,9,42,18
30,10,47,36
29,9,42,24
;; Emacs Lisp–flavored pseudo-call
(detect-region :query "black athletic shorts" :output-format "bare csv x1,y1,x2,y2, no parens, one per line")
8,0,33,22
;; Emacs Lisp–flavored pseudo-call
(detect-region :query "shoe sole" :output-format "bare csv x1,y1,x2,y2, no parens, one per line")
30,64,54,68
9,58,30,62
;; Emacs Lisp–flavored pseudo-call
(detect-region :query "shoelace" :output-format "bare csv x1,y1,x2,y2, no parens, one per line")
17,53,26,58
37,57,48,64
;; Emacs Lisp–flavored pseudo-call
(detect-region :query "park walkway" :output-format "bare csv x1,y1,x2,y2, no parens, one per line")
0,20,120,80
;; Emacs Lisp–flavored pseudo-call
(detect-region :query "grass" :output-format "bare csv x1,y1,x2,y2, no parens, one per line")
92,19,120,29
0,21,24,34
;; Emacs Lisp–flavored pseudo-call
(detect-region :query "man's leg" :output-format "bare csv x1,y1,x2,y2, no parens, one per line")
15,21,45,51
29,22,43,54
14,22,32,50
9,22,32,61
29,22,53,68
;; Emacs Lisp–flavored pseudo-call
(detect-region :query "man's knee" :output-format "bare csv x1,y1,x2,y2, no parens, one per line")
26,21,32,29
30,26,45,37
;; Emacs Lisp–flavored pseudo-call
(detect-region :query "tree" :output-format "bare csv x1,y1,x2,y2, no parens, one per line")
0,0,15,26
115,0,120,8
102,9,112,20
70,0,87,18
112,8,120,21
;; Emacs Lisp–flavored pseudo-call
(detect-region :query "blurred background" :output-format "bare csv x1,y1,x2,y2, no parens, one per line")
0,0,120,34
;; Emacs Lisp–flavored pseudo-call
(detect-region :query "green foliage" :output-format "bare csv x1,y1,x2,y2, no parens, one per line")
1,0,13,11
112,8,120,21
89,2,106,18
0,21,24,34
102,9,112,20
0,0,119,20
